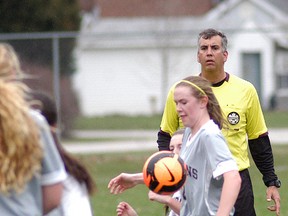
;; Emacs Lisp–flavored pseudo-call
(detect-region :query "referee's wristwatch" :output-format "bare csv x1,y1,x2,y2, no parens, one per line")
266,179,281,188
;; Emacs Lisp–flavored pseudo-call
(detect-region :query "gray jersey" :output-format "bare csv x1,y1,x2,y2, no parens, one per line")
180,120,238,216
0,110,67,216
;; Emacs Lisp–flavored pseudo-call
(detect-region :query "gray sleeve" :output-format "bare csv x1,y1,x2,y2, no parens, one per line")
30,110,67,185
203,132,235,173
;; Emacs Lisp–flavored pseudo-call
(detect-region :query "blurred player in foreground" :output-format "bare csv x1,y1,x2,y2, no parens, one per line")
0,43,66,215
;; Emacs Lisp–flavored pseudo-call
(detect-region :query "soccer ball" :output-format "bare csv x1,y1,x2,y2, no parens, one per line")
142,151,187,195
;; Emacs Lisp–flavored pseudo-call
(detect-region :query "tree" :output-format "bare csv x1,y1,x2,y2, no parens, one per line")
0,0,81,75
0,0,81,136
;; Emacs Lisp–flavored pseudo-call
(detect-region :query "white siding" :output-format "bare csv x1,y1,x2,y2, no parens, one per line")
73,0,288,116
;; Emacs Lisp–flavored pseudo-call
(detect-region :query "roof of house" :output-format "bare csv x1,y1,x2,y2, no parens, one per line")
78,0,288,48
79,0,218,17
202,0,288,47
266,0,288,14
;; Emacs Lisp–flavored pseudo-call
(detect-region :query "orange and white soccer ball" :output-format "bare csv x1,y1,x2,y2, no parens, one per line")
142,151,187,195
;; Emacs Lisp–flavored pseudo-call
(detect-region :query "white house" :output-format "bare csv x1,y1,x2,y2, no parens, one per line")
73,0,288,116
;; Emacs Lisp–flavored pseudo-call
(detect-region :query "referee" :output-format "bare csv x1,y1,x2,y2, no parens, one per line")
157,28,281,216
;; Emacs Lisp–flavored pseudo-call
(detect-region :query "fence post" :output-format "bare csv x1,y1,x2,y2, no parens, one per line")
52,34,61,135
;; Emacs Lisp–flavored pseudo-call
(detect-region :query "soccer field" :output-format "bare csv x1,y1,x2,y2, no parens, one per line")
77,144,287,216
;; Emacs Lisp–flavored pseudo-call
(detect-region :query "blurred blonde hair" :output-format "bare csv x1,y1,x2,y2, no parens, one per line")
0,79,43,194
0,43,24,81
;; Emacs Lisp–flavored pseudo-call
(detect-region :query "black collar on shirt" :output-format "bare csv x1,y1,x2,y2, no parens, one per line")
198,72,230,87
212,72,230,87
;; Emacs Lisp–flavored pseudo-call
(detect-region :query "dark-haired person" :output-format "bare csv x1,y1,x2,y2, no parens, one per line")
30,91,96,216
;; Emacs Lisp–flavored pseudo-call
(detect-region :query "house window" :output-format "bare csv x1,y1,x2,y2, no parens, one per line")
242,52,262,101
275,50,288,89
276,75,288,89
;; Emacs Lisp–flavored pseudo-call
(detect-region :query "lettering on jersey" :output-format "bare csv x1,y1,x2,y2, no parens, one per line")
187,165,198,179
227,112,240,125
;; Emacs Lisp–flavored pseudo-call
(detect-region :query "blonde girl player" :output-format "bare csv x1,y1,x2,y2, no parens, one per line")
108,129,185,216
174,76,241,215
0,43,66,215
0,82,66,215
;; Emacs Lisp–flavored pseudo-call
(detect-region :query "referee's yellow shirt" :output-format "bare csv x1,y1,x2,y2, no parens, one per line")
160,74,267,171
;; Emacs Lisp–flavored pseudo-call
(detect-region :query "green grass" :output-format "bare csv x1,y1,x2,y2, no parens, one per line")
264,111,288,128
251,144,288,215
77,151,163,215
62,137,153,143
72,111,288,130
76,145,288,216
73,114,162,130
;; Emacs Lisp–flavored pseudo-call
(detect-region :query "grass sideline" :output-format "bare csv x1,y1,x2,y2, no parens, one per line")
72,111,288,130
77,145,288,216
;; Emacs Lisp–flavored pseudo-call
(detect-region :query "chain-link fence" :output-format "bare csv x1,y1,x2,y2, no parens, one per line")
0,32,79,136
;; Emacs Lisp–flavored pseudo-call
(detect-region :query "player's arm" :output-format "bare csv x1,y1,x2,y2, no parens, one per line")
108,173,144,194
148,191,181,215
31,111,67,214
157,84,180,151
42,182,63,214
116,202,138,216
217,170,241,216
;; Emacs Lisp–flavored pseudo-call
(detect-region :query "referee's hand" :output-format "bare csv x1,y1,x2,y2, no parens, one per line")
266,186,280,216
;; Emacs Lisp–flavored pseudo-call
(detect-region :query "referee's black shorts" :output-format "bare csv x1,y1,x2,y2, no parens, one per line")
234,169,256,216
